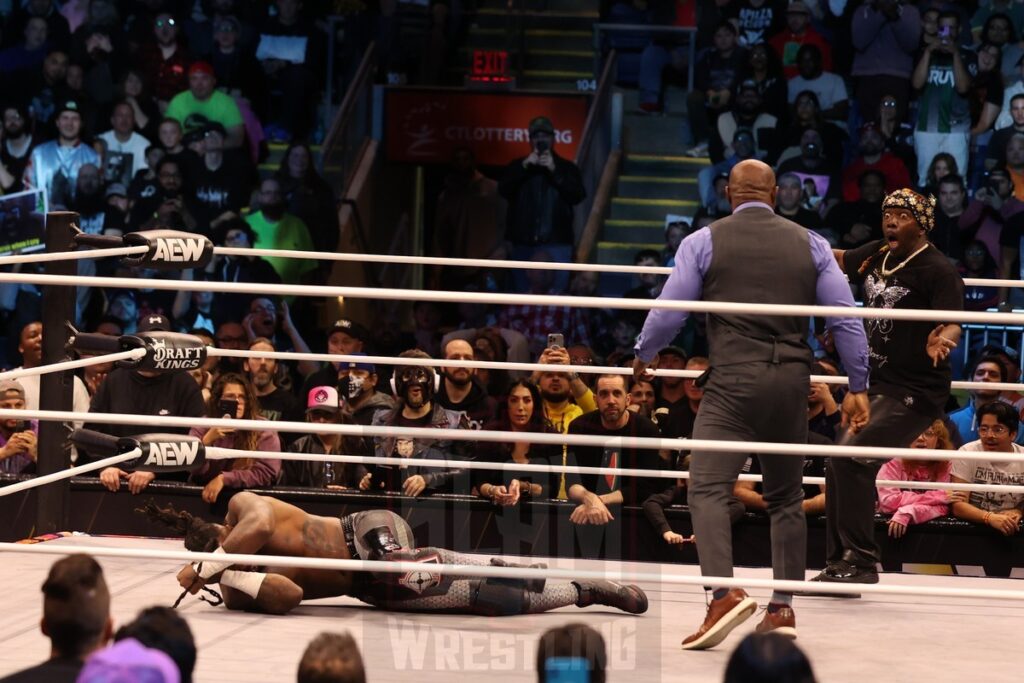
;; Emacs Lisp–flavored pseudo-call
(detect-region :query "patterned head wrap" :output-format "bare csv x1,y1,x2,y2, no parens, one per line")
882,188,936,232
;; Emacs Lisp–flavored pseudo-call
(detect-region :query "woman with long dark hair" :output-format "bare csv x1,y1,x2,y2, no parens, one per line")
274,142,338,254
959,240,1000,311
475,380,579,505
771,90,846,165
117,68,161,141
188,373,281,503
738,42,788,123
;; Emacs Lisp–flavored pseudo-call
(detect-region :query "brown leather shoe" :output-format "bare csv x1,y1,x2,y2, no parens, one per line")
681,589,757,650
755,606,797,639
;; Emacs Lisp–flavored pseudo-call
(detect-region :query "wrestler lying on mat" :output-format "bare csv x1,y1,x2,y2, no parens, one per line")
141,492,648,616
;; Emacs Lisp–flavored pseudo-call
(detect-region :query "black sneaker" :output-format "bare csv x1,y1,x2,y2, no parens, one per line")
573,580,649,614
810,560,879,584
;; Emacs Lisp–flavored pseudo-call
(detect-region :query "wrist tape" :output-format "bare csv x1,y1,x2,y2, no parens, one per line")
219,570,267,599
196,547,232,579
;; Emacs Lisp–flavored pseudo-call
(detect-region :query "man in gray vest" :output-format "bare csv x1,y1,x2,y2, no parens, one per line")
633,159,871,650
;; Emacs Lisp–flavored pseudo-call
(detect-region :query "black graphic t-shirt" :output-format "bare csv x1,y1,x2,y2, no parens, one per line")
567,411,664,505
729,0,785,47
844,240,964,417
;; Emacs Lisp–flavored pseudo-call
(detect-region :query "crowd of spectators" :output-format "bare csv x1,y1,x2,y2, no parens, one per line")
0,0,366,373
609,0,1024,316
0,0,1020,578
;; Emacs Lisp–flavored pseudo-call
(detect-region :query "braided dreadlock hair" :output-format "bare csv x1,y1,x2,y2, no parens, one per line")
137,501,222,553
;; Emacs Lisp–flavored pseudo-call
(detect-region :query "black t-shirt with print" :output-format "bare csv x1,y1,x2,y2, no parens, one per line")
728,0,785,47
567,410,664,505
843,240,964,417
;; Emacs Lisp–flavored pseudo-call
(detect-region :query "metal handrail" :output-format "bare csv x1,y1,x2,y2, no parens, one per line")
321,41,376,163
592,23,698,88
575,50,618,168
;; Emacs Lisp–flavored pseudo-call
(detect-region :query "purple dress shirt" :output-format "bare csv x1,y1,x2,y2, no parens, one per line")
635,202,870,392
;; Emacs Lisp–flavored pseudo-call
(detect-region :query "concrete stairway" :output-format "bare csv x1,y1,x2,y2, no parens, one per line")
593,88,707,294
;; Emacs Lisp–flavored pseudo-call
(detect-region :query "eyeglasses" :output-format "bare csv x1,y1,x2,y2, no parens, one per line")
921,429,938,438
155,18,176,28
978,425,1010,436
882,101,897,108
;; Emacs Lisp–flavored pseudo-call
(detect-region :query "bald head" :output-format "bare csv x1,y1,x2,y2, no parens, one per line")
726,160,777,209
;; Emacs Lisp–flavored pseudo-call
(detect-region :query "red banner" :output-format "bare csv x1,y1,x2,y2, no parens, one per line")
384,89,590,166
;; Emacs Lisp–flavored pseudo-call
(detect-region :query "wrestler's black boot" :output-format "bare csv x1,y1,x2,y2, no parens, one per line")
573,580,649,614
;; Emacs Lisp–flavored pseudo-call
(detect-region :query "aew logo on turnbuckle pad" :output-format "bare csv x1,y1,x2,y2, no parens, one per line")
153,237,207,263
143,440,200,467
399,554,441,594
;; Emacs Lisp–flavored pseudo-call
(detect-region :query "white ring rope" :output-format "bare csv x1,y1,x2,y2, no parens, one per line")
1,270,1022,325
209,347,1024,393
211,245,1024,291
9,242,1022,290
0,245,148,266
0,348,146,383
0,448,141,497
204,448,1024,495
0,542,1020,602
3,408,1023,465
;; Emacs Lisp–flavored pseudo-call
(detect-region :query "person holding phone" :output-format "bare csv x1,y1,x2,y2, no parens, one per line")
911,11,974,184
498,116,585,291
188,373,282,503
0,379,37,474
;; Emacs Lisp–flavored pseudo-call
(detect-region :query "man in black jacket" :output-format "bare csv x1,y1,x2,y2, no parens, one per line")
498,116,585,290
89,314,206,494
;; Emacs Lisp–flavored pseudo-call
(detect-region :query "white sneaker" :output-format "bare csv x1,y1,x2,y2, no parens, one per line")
686,142,709,158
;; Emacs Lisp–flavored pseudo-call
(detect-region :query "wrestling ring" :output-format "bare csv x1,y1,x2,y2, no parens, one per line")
0,218,1022,681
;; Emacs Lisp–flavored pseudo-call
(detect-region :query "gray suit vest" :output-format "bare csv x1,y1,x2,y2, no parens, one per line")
702,207,818,366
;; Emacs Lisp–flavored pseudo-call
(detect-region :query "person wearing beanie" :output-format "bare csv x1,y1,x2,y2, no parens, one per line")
813,188,964,585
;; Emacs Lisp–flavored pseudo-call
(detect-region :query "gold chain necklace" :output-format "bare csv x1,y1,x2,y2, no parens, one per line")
879,243,930,280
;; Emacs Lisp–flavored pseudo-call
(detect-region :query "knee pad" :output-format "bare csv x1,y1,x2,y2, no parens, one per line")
470,578,530,616
362,526,402,561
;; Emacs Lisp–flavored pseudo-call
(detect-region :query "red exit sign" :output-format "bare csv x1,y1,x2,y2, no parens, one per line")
470,49,511,82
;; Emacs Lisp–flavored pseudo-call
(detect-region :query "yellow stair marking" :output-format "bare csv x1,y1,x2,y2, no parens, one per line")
598,241,664,250
619,175,697,184
628,154,711,165
611,197,699,207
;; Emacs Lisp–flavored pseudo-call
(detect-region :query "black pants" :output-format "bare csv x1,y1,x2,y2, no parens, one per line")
825,395,935,567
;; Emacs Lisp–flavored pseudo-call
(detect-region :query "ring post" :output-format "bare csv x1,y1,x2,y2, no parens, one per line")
36,211,77,533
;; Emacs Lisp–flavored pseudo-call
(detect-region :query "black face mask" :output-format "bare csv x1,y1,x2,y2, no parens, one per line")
395,367,435,404
339,374,368,400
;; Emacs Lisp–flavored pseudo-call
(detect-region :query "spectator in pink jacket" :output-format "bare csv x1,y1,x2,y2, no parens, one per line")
189,372,281,503
877,419,954,539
